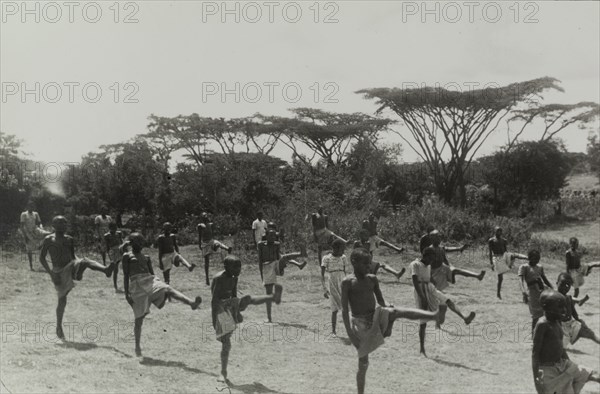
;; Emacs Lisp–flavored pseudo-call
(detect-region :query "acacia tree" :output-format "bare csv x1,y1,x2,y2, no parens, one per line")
506,102,600,151
357,77,564,206
258,108,394,166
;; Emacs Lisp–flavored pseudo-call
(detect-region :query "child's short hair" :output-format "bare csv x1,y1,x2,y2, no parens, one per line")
223,255,241,267
353,240,363,249
129,232,145,249
162,222,171,229
332,238,345,250
422,247,436,258
350,248,371,266
52,215,67,225
540,289,566,312
569,237,578,244
557,272,573,285
528,249,541,260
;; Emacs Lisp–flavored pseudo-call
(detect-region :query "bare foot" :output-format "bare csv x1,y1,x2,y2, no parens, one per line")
464,312,476,325
135,347,142,357
298,260,307,270
579,295,590,306
188,263,196,272
420,349,428,358
56,326,65,340
478,271,486,281
497,293,502,300
191,296,202,310
217,373,228,384
104,263,116,278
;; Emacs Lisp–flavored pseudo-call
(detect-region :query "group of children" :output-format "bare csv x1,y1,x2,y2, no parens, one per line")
30,208,600,394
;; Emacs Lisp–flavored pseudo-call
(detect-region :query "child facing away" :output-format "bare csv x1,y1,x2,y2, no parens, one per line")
157,222,196,284
321,238,347,337
556,273,599,347
341,247,438,394
532,289,599,394
211,255,283,385
104,222,124,292
566,237,600,298
123,233,202,357
257,228,307,323
39,216,116,340
409,247,476,356
518,250,554,334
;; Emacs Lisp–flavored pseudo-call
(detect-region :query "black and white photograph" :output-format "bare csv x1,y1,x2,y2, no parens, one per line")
1,1,599,393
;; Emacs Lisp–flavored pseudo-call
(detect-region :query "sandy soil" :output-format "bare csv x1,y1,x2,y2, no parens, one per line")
1,238,599,394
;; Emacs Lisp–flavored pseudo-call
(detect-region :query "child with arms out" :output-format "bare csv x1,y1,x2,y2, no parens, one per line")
104,222,124,292
555,273,599,347
157,222,196,285
518,250,554,335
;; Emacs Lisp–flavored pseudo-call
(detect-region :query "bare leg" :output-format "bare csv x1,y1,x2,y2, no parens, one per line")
174,254,196,272
165,288,202,309
204,256,210,286
218,335,232,383
578,295,590,306
134,316,144,357
446,300,476,325
163,269,170,285
379,240,404,253
27,252,33,270
113,262,119,290
419,323,427,357
317,245,323,267
574,288,580,298
79,258,115,279
331,311,337,335
264,284,273,323
357,356,368,394
588,371,600,383
577,321,600,345
380,264,406,280
286,259,307,270
386,307,438,337
56,296,67,340
240,284,283,314
452,268,486,283
587,262,600,273
497,273,503,299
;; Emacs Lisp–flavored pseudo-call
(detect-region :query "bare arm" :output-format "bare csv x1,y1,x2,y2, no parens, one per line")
173,235,180,254
39,238,52,275
122,254,130,296
412,275,427,309
541,270,553,289
341,279,359,349
372,275,387,307
531,322,545,393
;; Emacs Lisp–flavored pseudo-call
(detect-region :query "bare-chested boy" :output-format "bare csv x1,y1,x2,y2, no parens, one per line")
532,290,599,394
341,248,438,394
123,233,201,357
94,205,112,265
104,222,124,292
198,212,232,285
157,222,195,284
556,273,599,347
426,230,485,292
39,216,116,340
212,255,283,384
566,237,600,298
309,206,348,266
410,247,476,356
488,226,515,299
363,212,404,254
258,228,307,323
354,236,405,280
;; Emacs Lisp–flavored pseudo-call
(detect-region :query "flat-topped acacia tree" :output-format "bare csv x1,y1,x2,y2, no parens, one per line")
356,77,565,206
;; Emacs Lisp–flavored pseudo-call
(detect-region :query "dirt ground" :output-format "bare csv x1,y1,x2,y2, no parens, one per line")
1,230,599,394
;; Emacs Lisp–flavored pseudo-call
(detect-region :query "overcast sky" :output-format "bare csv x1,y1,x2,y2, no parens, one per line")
2,1,599,167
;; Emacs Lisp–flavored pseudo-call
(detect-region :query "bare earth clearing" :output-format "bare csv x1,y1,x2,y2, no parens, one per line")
1,224,599,394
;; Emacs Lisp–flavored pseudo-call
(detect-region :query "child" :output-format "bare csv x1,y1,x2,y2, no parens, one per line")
341,248,438,394
518,250,554,335
212,255,283,384
104,222,124,292
39,216,116,340
310,206,348,266
94,206,112,265
566,237,600,298
532,289,599,394
198,212,232,285
426,230,485,291
123,233,202,357
354,237,405,280
363,212,404,253
556,273,599,347
257,228,307,323
19,201,51,270
321,238,347,337
157,222,196,284
252,211,268,249
410,247,476,356
488,226,515,299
